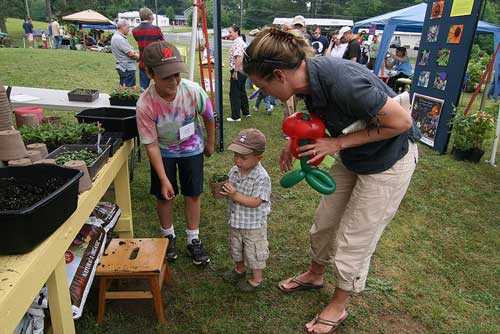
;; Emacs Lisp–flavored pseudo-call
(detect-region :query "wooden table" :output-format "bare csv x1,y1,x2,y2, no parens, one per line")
7,86,135,112
0,140,134,334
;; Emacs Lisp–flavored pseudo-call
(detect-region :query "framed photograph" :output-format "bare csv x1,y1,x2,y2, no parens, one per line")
427,25,440,42
417,71,431,88
448,24,464,43
411,93,445,147
431,1,445,19
436,48,451,66
418,50,431,66
433,72,448,90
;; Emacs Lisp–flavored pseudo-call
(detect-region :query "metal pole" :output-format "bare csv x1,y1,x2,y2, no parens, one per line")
155,0,158,26
213,0,224,151
488,103,500,166
189,1,198,81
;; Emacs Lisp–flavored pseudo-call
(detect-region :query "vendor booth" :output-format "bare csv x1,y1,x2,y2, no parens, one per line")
354,3,500,101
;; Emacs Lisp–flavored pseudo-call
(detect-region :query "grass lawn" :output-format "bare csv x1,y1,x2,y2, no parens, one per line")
1,23,499,334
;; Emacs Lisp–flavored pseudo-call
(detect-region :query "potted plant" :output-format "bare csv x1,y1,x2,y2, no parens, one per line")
450,106,495,162
109,85,142,106
209,174,229,199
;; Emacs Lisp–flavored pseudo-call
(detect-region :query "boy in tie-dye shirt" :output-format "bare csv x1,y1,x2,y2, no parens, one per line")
136,41,215,265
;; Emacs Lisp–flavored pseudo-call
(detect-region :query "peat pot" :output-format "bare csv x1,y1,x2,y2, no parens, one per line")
0,164,82,254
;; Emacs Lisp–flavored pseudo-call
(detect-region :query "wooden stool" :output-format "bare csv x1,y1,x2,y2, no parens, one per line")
96,238,172,324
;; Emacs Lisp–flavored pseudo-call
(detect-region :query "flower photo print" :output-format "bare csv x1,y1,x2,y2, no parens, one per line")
418,71,431,88
448,24,464,44
436,48,451,66
427,25,440,42
431,1,445,19
433,72,448,90
418,50,431,66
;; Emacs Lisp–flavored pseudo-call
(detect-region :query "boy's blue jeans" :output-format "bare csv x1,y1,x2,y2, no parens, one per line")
255,92,275,110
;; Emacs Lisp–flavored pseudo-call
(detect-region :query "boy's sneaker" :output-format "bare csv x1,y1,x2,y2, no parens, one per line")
253,106,258,112
187,239,210,265
164,235,177,261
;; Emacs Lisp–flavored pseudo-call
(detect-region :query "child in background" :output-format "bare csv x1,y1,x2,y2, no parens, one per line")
221,128,271,292
41,30,47,49
253,91,275,115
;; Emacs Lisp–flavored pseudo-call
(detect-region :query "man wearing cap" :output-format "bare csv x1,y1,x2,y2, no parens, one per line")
339,26,361,62
292,15,312,43
132,7,165,89
221,128,271,291
111,19,139,87
136,41,215,265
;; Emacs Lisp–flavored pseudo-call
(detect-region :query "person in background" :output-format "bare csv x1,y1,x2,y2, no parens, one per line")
41,30,47,49
253,91,275,115
22,18,34,48
132,7,165,89
386,47,413,93
310,25,329,56
47,19,53,48
243,27,419,334
339,26,361,62
51,18,61,49
326,31,347,58
292,15,312,43
221,128,271,292
227,24,249,122
111,19,139,87
366,34,380,70
136,41,215,265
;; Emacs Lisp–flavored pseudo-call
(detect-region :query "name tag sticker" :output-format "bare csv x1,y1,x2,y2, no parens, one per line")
179,122,195,140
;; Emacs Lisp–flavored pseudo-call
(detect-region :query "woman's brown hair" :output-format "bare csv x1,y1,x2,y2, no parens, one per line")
243,28,314,80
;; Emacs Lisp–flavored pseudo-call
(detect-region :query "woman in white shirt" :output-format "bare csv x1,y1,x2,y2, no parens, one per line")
326,32,348,58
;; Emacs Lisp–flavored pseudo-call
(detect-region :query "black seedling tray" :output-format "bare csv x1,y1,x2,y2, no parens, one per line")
46,144,110,180
68,89,99,102
0,164,82,254
76,108,138,140
79,132,123,157
109,96,137,106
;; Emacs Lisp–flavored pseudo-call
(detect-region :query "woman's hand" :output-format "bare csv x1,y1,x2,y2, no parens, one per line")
298,137,342,165
279,139,293,172
231,71,238,80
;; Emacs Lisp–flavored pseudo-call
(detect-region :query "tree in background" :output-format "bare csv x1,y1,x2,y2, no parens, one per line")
0,0,24,33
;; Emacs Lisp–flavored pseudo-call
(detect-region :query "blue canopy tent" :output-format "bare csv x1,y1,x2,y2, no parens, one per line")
354,3,500,100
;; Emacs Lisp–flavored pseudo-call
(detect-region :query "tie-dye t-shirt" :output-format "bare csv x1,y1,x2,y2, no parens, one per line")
136,79,214,158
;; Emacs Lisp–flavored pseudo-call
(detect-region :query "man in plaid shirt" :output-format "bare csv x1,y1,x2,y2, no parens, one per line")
220,128,271,292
